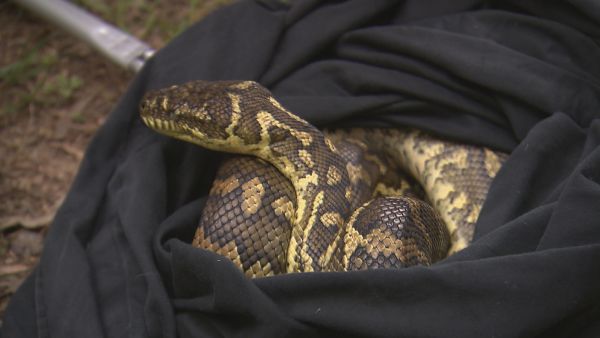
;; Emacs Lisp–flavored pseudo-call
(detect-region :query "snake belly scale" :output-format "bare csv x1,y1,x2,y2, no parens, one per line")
140,80,507,276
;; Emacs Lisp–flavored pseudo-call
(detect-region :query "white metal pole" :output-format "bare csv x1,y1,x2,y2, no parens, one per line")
13,0,155,72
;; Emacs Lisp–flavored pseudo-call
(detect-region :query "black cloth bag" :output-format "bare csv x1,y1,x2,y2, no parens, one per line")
3,0,600,337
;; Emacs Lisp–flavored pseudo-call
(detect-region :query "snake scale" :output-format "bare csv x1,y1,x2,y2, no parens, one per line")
140,80,507,277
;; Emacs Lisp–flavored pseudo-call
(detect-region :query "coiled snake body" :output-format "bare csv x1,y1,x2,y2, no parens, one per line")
140,81,507,277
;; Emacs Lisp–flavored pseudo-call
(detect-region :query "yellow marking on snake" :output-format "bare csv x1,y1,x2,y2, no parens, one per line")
325,138,337,153
255,112,301,176
287,171,321,272
271,196,295,221
326,166,342,186
373,182,407,197
231,81,255,90
346,163,363,184
241,177,265,216
192,104,211,120
256,111,313,147
212,175,240,195
484,148,506,177
320,212,343,228
345,186,353,201
298,150,314,168
225,93,242,138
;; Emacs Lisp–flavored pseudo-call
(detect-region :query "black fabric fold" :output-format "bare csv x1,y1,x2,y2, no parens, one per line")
3,0,600,337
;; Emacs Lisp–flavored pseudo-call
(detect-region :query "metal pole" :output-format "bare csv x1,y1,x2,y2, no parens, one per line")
13,0,155,72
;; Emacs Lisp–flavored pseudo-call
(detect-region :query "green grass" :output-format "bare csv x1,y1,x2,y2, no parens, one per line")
2,0,233,120
73,0,200,42
41,72,84,104
0,40,56,86
0,40,83,117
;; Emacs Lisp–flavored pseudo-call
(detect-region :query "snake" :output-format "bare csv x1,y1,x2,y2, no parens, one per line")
140,80,507,277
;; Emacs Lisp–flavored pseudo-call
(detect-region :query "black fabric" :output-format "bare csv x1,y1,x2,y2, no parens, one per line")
3,0,600,337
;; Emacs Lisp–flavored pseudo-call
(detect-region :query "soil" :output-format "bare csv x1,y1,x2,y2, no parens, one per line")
0,0,229,320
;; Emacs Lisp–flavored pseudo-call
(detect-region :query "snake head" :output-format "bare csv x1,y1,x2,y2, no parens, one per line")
139,80,271,148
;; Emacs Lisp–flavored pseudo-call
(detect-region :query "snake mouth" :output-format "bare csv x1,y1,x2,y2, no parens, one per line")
141,115,192,142
141,116,177,132
141,115,215,150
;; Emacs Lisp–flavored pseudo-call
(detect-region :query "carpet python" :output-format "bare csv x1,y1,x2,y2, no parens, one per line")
140,80,507,277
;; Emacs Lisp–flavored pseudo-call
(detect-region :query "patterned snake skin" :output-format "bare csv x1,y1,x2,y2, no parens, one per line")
140,80,507,277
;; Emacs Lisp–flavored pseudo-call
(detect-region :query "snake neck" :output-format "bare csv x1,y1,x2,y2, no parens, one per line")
140,80,356,272
247,112,353,272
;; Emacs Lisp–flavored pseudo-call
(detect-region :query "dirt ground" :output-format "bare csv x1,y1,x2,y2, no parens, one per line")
0,0,230,320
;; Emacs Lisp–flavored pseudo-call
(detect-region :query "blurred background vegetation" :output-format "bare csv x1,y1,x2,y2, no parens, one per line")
1,0,232,122
0,0,231,320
